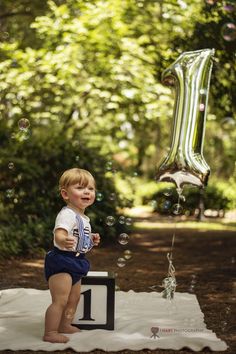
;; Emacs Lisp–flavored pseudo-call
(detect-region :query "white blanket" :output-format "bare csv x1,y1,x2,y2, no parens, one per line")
0,288,227,352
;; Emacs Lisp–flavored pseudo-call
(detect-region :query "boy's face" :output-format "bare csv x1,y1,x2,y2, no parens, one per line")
61,181,96,212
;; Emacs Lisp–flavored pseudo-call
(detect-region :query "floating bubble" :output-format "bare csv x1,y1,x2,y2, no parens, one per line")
172,203,183,215
221,117,235,130
150,200,157,209
118,233,129,245
96,192,104,201
200,88,207,95
6,189,14,198
106,216,115,226
8,162,14,170
223,4,235,12
163,188,173,197
117,257,126,268
125,217,132,226
188,285,195,293
124,249,132,260
163,76,175,86
105,161,113,171
1,32,9,40
199,103,205,112
184,210,191,217
221,23,236,42
205,0,217,4
221,320,228,332
18,118,30,131
109,192,116,201
225,306,231,315
162,200,172,211
118,215,126,224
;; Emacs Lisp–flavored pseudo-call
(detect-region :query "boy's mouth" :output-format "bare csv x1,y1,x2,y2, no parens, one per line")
81,197,90,201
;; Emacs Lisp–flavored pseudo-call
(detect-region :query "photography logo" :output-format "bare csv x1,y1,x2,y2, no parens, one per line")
150,327,160,339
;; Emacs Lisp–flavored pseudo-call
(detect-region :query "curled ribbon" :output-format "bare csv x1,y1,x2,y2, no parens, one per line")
161,251,177,300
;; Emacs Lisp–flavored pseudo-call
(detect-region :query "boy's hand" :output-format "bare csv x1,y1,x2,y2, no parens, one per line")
91,233,100,246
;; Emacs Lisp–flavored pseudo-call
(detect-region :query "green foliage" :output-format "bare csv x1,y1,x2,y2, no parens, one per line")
0,0,235,256
146,181,236,216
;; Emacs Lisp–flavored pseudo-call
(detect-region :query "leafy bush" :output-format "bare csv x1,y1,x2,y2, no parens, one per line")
0,125,123,258
140,179,236,216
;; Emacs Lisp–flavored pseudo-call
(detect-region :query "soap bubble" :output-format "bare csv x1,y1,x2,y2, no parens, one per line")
118,215,126,224
117,257,126,268
105,161,113,171
223,4,235,12
106,216,115,226
18,118,30,131
221,321,228,332
205,0,217,4
125,217,132,226
225,306,231,316
150,200,157,209
163,76,175,86
157,198,172,213
124,249,132,260
199,103,205,112
118,233,129,245
172,203,183,215
188,285,195,293
96,192,104,201
8,162,14,170
6,189,14,198
163,188,173,197
109,193,116,201
0,32,9,40
221,23,236,42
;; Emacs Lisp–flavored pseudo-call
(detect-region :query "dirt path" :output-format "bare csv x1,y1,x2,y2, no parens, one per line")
0,215,235,354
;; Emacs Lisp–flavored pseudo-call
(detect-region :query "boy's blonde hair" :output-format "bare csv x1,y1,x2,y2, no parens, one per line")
59,168,95,191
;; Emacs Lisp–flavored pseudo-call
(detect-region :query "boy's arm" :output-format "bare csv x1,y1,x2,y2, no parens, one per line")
54,228,76,250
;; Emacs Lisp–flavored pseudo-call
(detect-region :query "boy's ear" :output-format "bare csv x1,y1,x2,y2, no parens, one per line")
61,188,69,200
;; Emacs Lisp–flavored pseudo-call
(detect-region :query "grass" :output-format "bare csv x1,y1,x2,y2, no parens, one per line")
126,205,236,232
134,220,236,231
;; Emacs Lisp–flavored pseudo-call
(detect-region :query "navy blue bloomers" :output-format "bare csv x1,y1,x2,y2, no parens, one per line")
44,247,90,285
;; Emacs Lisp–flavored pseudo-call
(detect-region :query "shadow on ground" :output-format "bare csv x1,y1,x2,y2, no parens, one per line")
0,213,235,354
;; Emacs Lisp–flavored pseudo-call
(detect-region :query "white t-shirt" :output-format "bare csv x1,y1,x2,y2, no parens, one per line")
53,206,91,251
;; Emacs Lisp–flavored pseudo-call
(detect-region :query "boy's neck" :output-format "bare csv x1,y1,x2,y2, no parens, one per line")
66,203,85,216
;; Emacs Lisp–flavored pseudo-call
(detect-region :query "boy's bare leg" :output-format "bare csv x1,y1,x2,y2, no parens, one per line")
43,273,72,343
59,280,82,334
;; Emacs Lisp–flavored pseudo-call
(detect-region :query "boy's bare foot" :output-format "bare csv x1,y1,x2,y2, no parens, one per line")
43,331,69,343
59,325,81,334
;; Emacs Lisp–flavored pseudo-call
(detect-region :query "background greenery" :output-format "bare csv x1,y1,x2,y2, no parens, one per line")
0,0,235,257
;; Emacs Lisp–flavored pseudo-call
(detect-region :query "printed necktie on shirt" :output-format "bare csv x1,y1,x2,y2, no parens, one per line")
75,213,94,253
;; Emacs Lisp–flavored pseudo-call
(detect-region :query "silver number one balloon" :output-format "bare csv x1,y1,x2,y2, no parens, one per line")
156,49,215,191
